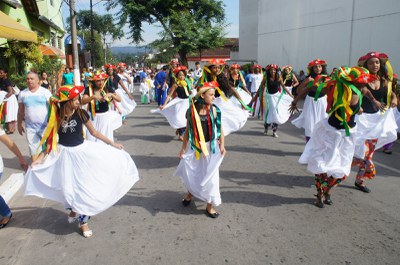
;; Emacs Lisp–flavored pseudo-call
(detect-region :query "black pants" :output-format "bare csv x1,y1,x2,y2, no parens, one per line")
264,123,278,132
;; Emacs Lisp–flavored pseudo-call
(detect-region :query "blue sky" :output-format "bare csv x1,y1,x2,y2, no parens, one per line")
62,0,239,47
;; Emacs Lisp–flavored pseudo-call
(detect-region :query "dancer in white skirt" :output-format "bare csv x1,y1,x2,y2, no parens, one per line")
153,66,191,140
281,65,299,95
175,81,226,218
256,64,293,137
352,52,398,193
299,66,377,208
116,63,136,119
81,73,122,143
228,64,252,108
25,85,139,237
291,59,329,142
198,59,249,136
0,68,18,134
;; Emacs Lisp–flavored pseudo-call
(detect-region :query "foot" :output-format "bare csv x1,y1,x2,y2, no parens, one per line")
178,135,184,141
263,129,268,135
205,205,219,218
272,132,279,138
0,214,12,229
314,195,324,208
79,223,93,238
383,149,392,155
355,181,371,193
323,194,333,205
182,193,192,206
68,211,77,223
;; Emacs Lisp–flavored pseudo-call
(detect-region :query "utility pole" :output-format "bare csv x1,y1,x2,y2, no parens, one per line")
70,0,81,85
90,0,95,68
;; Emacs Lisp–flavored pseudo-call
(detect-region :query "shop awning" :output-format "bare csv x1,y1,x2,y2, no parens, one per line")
0,11,37,42
40,44,65,58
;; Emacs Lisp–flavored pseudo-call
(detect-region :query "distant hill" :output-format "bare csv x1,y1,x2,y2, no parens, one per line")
110,46,152,54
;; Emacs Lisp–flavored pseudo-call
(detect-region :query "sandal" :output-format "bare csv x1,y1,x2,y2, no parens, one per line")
67,211,77,223
0,214,13,229
79,223,93,238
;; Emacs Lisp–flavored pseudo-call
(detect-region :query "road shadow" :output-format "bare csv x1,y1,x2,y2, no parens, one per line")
7,206,79,236
117,134,175,143
116,190,206,216
132,155,179,169
226,145,302,157
220,170,312,189
221,190,315,207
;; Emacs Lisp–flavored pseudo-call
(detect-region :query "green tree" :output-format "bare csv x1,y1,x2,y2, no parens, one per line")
107,0,227,66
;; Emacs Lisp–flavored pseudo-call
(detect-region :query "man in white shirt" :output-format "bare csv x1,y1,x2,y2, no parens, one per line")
191,62,203,86
249,65,263,96
17,72,52,161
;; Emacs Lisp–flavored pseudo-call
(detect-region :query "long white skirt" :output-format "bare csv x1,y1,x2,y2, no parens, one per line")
233,87,252,108
299,119,357,179
115,88,137,116
354,109,398,158
174,141,224,206
3,94,18,122
86,111,122,142
214,97,248,136
150,97,189,129
265,92,292,125
292,95,328,137
394,108,400,133
24,141,139,216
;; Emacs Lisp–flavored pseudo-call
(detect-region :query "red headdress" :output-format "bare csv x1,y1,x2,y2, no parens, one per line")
173,66,188,76
357,52,389,66
230,64,241,69
266,64,279,70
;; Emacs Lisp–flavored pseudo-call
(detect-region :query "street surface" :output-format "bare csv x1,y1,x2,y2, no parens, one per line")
0,95,399,265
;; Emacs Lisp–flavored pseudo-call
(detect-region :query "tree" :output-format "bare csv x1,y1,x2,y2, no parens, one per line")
107,0,227,66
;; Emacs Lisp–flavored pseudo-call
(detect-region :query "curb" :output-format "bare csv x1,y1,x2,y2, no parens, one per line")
0,173,24,203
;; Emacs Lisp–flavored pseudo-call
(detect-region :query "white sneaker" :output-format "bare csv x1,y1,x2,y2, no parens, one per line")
272,132,279,138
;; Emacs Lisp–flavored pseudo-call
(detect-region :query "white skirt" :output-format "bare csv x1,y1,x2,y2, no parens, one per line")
299,119,357,179
292,95,328,137
394,108,400,133
233,87,252,107
174,141,224,206
150,97,189,129
115,88,137,116
265,92,292,125
354,109,398,158
24,141,139,216
214,97,248,136
3,94,18,122
86,111,122,142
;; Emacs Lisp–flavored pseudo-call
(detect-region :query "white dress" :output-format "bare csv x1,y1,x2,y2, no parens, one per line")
174,141,224,206
86,110,122,142
3,94,18,122
264,91,292,125
299,118,357,179
353,108,398,159
150,97,190,129
116,74,137,116
214,96,248,136
292,95,328,137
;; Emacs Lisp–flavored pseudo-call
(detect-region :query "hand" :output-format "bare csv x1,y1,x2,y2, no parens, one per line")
373,100,387,112
19,158,29,172
390,98,397,108
160,105,165,110
220,146,227,156
18,124,25,136
178,148,185,159
128,94,134,100
289,101,298,115
305,76,314,83
93,93,102,101
112,142,124,149
31,157,44,166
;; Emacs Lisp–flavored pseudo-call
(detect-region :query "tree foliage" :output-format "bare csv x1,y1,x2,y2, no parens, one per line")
107,0,227,66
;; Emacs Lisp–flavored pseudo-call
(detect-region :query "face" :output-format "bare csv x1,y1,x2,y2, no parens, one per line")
71,96,80,110
42,72,47,79
312,65,322,74
270,68,276,75
177,71,185,80
26,73,40,88
66,68,70,73
95,79,104,88
196,64,200,69
284,68,289,74
366,58,380,74
201,89,215,105
0,70,4,78
107,68,113,75
210,65,221,75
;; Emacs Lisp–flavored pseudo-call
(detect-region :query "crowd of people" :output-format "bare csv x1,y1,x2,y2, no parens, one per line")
0,50,399,237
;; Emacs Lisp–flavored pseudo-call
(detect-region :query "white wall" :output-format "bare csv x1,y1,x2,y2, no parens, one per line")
239,0,400,73
238,0,259,62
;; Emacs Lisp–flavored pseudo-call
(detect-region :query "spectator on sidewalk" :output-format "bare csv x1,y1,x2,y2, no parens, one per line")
62,67,74,86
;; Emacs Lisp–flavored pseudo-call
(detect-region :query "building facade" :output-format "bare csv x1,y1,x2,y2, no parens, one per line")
238,0,400,73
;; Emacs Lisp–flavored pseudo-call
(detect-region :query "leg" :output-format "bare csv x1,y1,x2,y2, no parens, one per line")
323,175,346,205
205,203,219,218
182,191,192,206
177,127,185,141
354,139,377,193
314,173,328,208
264,123,270,135
0,196,12,229
383,142,394,154
272,123,278,137
78,215,92,238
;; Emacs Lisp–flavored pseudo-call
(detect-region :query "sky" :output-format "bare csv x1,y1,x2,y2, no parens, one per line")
61,0,239,47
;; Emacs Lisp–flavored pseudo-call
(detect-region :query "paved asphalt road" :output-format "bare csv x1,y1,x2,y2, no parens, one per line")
0,97,399,265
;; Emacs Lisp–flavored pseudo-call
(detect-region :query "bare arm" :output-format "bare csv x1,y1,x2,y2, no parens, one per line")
17,103,25,135
0,134,28,171
291,75,299,88
178,120,190,158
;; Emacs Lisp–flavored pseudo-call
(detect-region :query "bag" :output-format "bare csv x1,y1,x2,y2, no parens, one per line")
12,85,20,95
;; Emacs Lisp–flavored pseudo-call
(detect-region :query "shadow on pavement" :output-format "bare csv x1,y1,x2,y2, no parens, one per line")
226,145,302,157
132,155,179,169
220,170,312,189
8,207,79,236
117,134,175,143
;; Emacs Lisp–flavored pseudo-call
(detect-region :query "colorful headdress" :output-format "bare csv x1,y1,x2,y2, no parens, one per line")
317,66,376,136
117,62,127,68
282,65,293,72
308,59,327,68
104,64,117,69
253,64,262,69
37,85,84,154
357,52,389,66
173,66,187,76
187,82,222,159
266,64,279,70
206,59,226,67
230,64,241,69
91,73,109,81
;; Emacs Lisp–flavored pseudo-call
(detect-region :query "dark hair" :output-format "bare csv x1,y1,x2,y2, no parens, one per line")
162,65,168,71
266,67,280,81
0,68,8,74
308,65,327,78
195,62,200,65
363,58,387,82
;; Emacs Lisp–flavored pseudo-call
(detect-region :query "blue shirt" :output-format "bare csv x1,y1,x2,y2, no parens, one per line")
154,71,166,88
